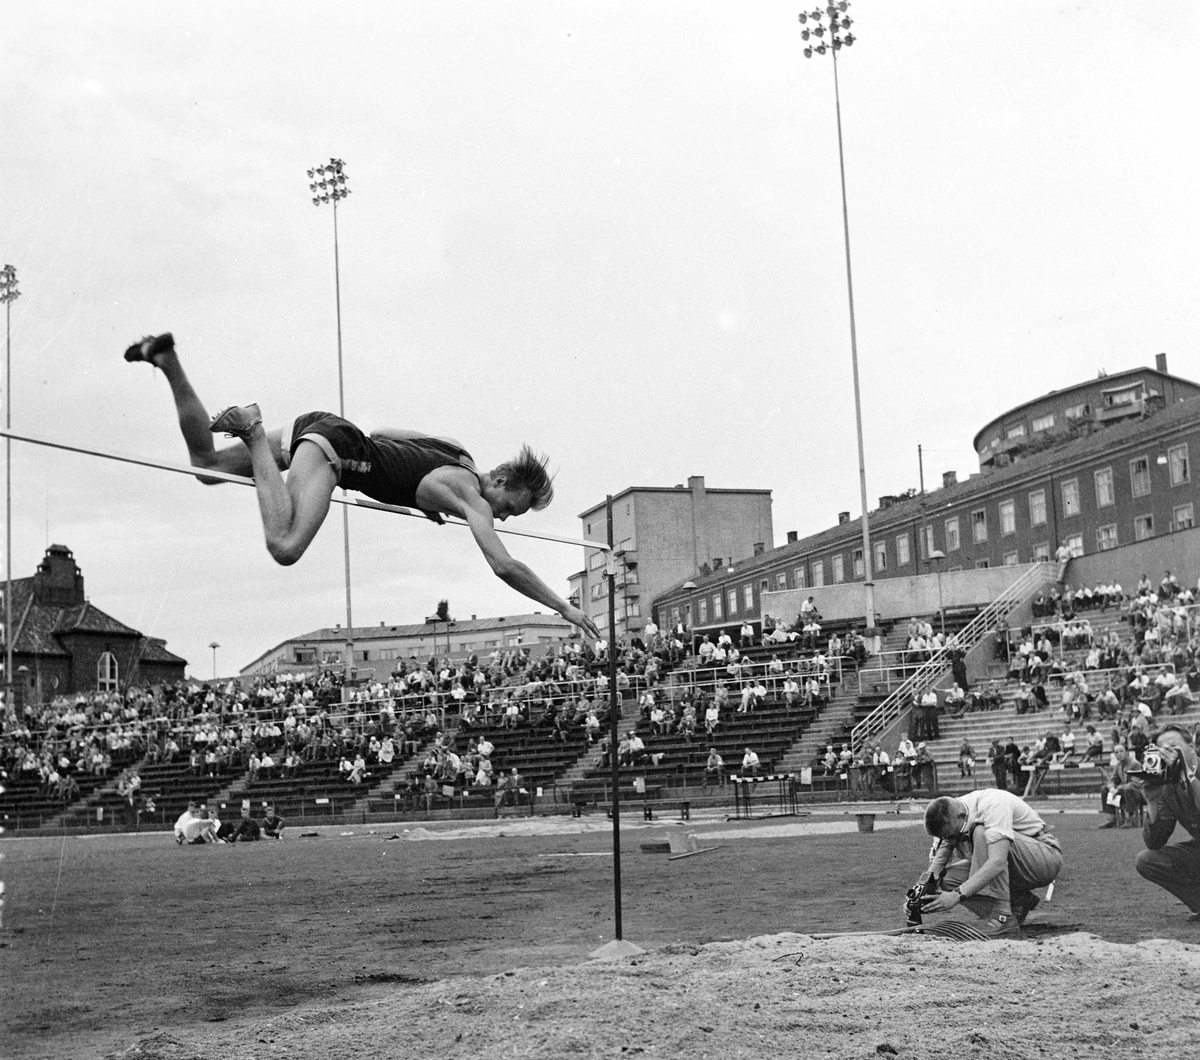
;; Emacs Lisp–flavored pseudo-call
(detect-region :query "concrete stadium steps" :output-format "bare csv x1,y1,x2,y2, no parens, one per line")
0,767,115,829
364,720,601,815
214,756,396,820
52,758,231,830
568,698,821,799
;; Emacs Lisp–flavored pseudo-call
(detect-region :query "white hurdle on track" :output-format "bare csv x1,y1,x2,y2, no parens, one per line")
0,428,610,553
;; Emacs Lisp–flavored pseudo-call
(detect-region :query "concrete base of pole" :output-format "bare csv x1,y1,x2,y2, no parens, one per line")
589,938,646,960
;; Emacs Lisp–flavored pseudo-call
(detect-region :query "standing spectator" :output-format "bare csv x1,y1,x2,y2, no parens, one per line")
739,621,755,649
989,739,1008,791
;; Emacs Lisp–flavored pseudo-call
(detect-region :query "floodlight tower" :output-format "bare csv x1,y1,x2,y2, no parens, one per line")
798,5,877,641
1,265,19,712
306,159,356,688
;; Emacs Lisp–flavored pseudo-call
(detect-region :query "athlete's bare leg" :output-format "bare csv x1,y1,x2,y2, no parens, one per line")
144,345,285,481
234,429,337,565
129,335,332,565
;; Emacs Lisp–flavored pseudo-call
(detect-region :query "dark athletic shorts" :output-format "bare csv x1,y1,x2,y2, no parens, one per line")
281,411,372,482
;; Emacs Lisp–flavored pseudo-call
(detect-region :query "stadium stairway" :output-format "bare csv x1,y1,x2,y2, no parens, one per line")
550,689,640,793
48,757,231,832
211,753,401,821
1,767,112,831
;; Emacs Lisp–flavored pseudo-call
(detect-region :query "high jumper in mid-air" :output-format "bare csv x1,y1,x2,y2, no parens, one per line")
125,332,600,640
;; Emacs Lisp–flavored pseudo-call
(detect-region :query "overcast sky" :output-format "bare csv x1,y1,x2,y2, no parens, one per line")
3,1,1197,678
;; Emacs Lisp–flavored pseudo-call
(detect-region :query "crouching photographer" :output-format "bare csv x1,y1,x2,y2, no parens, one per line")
906,791,1063,937
1132,724,1200,922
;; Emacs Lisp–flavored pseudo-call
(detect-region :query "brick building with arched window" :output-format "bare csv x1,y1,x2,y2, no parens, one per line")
2,544,186,707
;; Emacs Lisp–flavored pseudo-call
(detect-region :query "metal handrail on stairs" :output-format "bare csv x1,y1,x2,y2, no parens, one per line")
851,562,1053,753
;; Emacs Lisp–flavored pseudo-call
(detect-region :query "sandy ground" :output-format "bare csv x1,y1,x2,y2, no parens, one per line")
3,807,1200,1059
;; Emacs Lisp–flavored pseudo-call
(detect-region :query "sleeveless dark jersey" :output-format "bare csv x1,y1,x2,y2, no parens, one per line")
346,434,478,510
288,412,477,515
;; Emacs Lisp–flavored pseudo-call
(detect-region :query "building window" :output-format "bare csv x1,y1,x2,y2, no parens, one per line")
999,499,1016,536
832,555,845,583
1169,444,1190,486
1062,479,1081,517
97,652,119,692
698,599,708,623
1096,524,1119,551
1174,504,1195,530
1033,542,1051,562
972,509,988,544
775,572,787,591
794,566,807,590
1066,533,1084,557
713,594,723,620
896,534,910,567
974,558,991,569
1131,457,1151,498
1095,467,1114,508
853,549,864,578
945,517,960,551
1029,489,1047,527
626,602,641,618
874,541,887,573
1031,413,1055,432
744,585,755,611
1134,514,1155,541
727,589,738,615
1065,402,1089,421
923,525,935,558
1005,424,1026,440
1003,551,1020,566
589,551,605,570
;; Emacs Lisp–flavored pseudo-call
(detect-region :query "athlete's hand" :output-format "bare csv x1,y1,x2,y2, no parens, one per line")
562,605,602,641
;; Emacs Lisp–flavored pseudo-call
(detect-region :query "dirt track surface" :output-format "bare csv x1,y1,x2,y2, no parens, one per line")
3,809,1200,1058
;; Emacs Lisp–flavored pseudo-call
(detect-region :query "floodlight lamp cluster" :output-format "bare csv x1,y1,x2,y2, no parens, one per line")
0,264,19,305
308,158,351,206
799,3,855,57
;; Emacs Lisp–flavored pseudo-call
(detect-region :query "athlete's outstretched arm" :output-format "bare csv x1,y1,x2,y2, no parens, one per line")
429,477,600,640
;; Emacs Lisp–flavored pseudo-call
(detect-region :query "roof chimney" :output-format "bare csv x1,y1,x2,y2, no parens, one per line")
786,530,798,544
1156,352,1168,373
838,511,850,525
942,471,958,488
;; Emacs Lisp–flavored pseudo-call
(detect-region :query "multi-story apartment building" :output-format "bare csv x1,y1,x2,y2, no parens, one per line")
569,476,773,639
239,612,574,678
654,358,1200,637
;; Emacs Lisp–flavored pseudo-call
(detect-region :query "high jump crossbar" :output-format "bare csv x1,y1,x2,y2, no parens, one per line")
0,428,610,553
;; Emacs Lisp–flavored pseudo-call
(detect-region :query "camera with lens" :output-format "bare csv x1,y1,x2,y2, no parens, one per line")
1127,744,1182,785
905,874,941,926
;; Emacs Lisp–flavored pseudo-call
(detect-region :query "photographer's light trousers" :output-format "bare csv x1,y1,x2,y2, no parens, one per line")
944,827,1063,917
